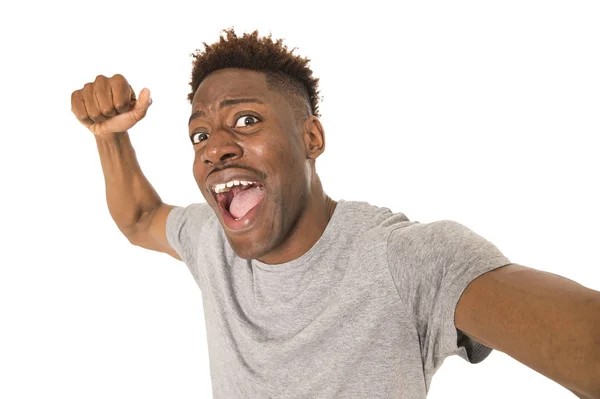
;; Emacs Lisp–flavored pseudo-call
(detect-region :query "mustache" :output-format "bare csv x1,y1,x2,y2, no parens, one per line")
209,164,268,181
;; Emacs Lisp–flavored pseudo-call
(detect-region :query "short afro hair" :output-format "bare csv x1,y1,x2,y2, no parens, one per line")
188,28,321,119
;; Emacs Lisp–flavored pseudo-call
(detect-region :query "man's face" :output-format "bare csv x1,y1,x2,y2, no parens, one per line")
189,68,311,260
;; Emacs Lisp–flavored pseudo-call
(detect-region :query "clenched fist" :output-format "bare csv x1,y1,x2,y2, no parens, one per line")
71,74,152,136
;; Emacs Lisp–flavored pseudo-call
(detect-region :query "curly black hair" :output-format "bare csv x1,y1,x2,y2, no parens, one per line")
188,28,321,119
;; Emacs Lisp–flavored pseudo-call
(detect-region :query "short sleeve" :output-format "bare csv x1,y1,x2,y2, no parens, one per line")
166,202,214,267
387,220,512,374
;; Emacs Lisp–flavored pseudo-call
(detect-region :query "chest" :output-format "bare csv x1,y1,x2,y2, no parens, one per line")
198,255,423,397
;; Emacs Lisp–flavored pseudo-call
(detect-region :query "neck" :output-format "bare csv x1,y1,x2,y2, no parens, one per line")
256,183,337,265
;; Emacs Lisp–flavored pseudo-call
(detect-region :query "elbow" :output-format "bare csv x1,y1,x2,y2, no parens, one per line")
593,328,600,398
120,224,140,246
565,304,600,398
124,232,138,246
583,317,600,398
591,303,600,398
582,313,600,398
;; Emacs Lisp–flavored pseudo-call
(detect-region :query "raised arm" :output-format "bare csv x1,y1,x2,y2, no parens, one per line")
71,74,180,260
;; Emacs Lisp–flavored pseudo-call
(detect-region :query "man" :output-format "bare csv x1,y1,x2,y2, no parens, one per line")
71,29,600,398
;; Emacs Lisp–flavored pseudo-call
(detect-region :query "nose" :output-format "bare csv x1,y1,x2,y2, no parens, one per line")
201,129,243,165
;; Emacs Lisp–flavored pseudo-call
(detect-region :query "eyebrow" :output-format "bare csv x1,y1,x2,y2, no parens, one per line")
188,98,265,126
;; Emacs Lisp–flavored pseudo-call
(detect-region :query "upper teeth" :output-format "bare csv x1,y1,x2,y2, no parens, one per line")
213,180,255,193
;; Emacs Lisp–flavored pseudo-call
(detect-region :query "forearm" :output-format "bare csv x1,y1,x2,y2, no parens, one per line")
570,388,596,399
458,266,600,398
95,131,162,234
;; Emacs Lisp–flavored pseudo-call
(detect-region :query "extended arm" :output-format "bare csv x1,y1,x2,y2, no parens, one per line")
455,264,600,398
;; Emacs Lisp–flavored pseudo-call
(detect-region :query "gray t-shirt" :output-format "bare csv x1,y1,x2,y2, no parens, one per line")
166,199,511,398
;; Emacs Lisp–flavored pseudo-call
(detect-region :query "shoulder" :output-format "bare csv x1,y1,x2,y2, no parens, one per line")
386,219,476,263
337,200,412,231
386,218,509,279
166,202,220,241
387,219,468,248
336,200,416,253
168,202,215,224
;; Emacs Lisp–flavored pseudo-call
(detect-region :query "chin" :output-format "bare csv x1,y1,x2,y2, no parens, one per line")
225,231,273,260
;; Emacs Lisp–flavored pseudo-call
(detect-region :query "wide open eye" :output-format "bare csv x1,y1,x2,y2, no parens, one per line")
190,131,209,144
234,115,260,128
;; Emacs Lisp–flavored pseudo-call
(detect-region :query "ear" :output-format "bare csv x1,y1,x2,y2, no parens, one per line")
301,116,326,159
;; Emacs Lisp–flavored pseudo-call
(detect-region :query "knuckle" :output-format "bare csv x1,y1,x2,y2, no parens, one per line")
101,107,116,117
94,74,107,82
111,73,126,83
83,82,94,93
71,93,84,114
114,102,129,113
90,113,106,122
71,90,81,103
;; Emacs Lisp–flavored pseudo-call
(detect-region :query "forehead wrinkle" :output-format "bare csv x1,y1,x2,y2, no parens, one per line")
190,72,285,126
189,98,265,126
219,98,265,108
192,90,272,113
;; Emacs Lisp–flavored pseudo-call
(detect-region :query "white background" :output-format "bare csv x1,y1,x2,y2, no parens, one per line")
1,0,599,398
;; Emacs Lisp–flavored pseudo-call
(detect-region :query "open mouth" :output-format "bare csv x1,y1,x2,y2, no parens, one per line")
213,180,266,230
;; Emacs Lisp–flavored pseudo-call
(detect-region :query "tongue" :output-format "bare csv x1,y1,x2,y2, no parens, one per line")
229,187,265,219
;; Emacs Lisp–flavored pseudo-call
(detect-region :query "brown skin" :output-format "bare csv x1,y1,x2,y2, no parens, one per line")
189,68,336,264
456,264,600,398
71,74,151,136
74,71,600,397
